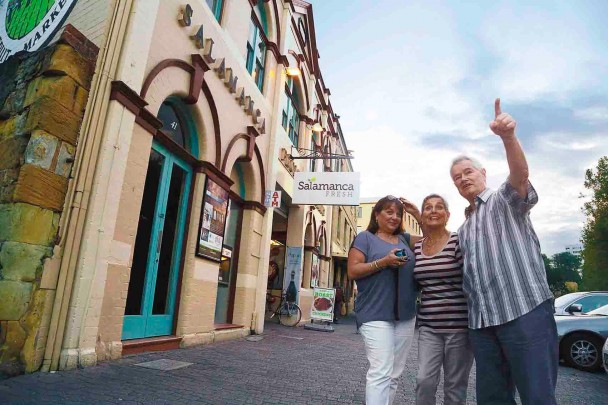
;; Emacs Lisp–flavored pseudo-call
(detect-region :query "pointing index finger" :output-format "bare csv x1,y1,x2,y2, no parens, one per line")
495,98,502,118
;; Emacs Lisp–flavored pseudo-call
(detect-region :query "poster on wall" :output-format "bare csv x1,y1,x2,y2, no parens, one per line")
310,253,319,288
0,0,79,64
268,245,285,290
283,247,303,302
196,178,229,261
311,288,336,322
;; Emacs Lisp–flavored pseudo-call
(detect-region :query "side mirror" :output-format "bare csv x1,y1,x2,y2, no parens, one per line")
567,303,583,314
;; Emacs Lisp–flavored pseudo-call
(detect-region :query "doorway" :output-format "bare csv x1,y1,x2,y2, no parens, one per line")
122,142,192,340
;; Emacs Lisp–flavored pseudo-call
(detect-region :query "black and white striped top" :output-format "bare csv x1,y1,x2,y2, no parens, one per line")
413,232,468,332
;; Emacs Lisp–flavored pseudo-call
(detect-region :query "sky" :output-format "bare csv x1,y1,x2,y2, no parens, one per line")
308,0,608,255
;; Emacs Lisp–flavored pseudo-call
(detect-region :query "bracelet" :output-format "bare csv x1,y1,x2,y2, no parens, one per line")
373,259,380,270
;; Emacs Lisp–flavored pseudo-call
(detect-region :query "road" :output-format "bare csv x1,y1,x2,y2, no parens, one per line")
1,316,607,404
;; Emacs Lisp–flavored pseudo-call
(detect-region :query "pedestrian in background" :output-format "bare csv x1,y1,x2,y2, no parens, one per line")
413,194,473,405
347,195,422,404
450,99,557,405
334,281,344,323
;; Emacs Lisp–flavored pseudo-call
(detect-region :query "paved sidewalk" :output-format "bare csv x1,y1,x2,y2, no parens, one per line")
1,316,607,404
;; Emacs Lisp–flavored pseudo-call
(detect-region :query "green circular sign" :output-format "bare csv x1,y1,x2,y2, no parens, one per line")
6,0,54,40
0,0,78,64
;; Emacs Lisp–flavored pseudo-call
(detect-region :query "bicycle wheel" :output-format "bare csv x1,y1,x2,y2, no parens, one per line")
279,302,302,327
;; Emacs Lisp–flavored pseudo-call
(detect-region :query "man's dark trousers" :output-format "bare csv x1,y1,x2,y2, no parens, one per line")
468,300,558,405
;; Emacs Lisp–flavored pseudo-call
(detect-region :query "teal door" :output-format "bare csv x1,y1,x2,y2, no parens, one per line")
122,142,192,340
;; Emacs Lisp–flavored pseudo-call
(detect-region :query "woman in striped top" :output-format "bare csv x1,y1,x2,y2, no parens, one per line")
413,194,473,405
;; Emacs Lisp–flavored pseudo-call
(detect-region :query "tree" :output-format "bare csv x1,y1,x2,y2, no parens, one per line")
544,252,582,296
581,156,608,291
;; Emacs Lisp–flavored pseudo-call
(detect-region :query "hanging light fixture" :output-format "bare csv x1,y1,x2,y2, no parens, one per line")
285,66,301,77
311,122,324,133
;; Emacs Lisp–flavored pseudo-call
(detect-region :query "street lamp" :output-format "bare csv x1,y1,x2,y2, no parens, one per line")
285,66,301,77
311,122,324,133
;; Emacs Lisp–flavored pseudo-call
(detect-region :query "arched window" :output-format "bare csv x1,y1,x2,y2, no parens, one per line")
282,78,300,146
157,97,199,158
205,0,223,21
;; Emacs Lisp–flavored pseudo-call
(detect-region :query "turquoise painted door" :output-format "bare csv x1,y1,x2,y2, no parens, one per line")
122,142,192,340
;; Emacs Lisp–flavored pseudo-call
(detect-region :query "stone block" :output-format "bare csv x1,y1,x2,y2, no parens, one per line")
55,142,75,178
25,76,89,116
0,184,16,204
1,87,26,117
0,321,26,364
22,289,49,372
46,44,95,90
0,203,59,246
0,281,32,320
0,134,29,170
0,241,52,282
23,97,83,146
0,113,27,141
24,131,58,170
14,164,68,212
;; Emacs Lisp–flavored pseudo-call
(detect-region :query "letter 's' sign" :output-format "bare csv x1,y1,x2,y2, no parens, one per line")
0,0,78,64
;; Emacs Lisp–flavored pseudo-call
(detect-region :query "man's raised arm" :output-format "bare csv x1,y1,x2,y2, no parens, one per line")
490,98,529,198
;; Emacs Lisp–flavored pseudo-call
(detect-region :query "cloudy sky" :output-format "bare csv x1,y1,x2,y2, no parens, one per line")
309,0,608,255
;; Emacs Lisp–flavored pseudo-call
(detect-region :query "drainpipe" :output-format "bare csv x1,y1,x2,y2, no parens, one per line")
42,0,137,372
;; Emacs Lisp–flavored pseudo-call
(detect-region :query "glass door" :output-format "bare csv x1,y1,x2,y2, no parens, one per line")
214,200,242,324
122,142,192,339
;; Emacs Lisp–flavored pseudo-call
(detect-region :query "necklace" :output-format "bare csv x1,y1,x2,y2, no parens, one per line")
423,230,450,251
376,231,397,244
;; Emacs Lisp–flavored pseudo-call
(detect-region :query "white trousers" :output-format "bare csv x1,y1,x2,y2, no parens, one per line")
359,318,417,405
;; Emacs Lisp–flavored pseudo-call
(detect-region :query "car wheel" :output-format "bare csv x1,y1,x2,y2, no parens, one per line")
562,333,603,371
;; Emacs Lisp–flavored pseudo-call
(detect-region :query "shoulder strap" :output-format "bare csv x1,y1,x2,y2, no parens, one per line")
398,233,410,246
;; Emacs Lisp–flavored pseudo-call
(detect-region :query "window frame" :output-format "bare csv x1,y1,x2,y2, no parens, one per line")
282,78,300,147
205,0,223,22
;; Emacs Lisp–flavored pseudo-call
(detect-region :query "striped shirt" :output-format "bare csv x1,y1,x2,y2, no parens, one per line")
413,233,469,332
458,181,553,329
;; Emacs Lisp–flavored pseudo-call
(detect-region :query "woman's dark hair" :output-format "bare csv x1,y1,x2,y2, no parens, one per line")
366,196,405,235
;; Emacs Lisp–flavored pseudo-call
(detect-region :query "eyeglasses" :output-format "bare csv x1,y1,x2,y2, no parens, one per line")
385,195,403,204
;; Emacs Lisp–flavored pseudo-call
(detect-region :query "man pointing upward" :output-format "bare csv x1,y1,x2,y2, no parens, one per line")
450,99,557,405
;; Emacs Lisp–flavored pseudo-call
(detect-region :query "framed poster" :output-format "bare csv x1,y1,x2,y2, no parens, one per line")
196,178,230,261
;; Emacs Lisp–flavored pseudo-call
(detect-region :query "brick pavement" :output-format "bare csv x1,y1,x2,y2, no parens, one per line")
1,316,607,404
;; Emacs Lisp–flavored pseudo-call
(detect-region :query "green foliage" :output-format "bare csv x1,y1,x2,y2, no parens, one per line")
544,252,582,296
581,156,608,291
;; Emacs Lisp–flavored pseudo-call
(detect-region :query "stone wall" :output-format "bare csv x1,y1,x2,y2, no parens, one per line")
0,26,97,376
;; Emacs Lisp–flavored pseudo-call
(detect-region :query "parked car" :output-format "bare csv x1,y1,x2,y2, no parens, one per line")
554,291,608,315
603,338,608,374
556,304,608,371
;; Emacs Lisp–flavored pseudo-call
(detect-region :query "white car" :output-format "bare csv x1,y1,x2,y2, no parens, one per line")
603,338,608,374
554,292,608,315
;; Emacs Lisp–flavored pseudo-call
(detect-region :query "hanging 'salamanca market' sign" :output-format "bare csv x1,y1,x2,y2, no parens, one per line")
293,172,360,206
0,0,78,64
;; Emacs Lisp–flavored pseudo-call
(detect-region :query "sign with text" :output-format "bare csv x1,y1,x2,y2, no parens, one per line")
264,190,281,208
0,0,79,64
293,172,360,206
311,288,336,322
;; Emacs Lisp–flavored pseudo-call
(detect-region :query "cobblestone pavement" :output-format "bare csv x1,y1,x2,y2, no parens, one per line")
1,316,607,404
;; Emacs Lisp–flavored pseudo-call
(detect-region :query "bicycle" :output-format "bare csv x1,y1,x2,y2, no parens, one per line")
266,290,302,327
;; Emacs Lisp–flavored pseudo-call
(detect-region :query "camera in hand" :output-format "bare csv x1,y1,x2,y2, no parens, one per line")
395,249,407,259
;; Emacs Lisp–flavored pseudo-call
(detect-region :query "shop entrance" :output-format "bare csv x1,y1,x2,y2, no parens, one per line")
122,142,192,339
214,199,243,324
